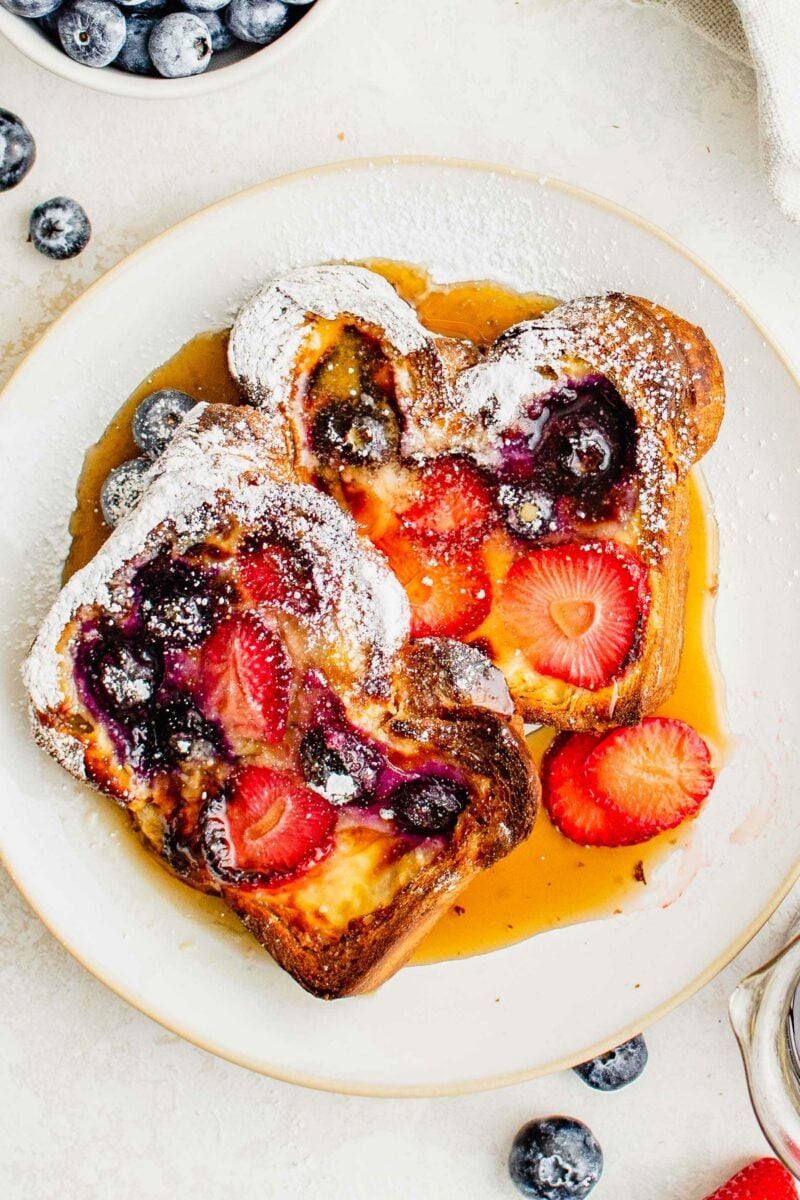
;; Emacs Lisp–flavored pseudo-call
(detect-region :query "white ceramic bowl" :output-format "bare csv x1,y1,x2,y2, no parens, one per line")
0,0,334,99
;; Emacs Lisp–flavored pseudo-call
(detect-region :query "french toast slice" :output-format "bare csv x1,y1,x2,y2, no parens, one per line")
23,404,537,999
229,268,724,730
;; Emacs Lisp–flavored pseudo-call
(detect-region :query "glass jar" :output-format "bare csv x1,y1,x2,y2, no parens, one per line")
730,933,800,1173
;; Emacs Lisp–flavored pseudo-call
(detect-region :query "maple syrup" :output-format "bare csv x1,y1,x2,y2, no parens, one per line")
63,264,726,967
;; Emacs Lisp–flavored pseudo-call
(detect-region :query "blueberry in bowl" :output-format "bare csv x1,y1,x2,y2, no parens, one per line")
0,0,335,96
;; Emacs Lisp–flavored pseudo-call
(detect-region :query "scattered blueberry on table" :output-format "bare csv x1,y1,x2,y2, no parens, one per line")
508,1117,603,1200
0,0,317,78
0,108,36,192
573,1034,649,1092
28,196,91,259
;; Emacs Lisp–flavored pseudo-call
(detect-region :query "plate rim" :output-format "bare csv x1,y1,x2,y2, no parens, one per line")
3,154,799,1097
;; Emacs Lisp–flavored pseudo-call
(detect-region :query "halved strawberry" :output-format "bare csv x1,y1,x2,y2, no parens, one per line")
204,765,336,884
702,1157,798,1200
542,732,648,847
398,457,495,543
497,542,647,690
239,541,317,615
379,530,492,638
585,717,714,837
199,612,293,744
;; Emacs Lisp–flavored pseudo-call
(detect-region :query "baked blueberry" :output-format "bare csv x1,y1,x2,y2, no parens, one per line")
311,397,399,467
151,693,222,767
132,388,197,457
299,727,380,803
58,0,126,67
0,0,60,16
195,6,234,48
387,776,468,835
225,0,288,44
508,1117,603,1200
148,11,212,77
573,1034,648,1091
100,457,151,527
0,109,36,192
116,13,157,72
79,627,163,722
134,555,228,648
498,483,554,540
29,196,91,260
531,382,635,503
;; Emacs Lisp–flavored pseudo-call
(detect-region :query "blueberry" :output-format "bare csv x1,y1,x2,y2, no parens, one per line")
134,555,229,648
299,727,380,804
148,11,212,76
29,195,91,261
0,0,61,17
180,0,228,11
79,627,164,722
531,382,636,503
225,0,287,44
498,483,554,540
36,8,62,39
508,1118,603,1200
116,0,164,9
573,1034,648,1091
58,0,126,66
198,7,234,48
0,108,36,193
115,12,157,71
310,397,399,467
132,389,197,458
387,776,468,835
100,457,151,526
151,693,222,767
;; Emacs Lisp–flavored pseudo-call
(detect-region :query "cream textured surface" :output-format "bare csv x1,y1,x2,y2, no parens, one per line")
3,0,800,1196
651,0,800,219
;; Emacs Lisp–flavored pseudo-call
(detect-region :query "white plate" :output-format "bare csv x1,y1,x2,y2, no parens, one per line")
1,158,798,1096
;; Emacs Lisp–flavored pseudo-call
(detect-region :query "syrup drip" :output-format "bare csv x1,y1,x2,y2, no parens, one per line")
63,263,726,967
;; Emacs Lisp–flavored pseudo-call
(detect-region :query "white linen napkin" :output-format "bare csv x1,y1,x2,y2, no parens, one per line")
645,0,800,221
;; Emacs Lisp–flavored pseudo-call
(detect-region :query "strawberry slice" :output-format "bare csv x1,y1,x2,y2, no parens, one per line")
239,541,317,615
542,732,648,847
498,542,647,689
379,530,492,638
199,612,293,744
585,717,714,837
398,457,495,543
204,765,336,884
702,1157,798,1200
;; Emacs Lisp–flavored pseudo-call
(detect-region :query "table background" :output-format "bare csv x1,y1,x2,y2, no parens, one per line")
3,1,800,1195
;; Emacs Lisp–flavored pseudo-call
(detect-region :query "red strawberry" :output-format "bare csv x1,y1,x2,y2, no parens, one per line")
702,1157,798,1200
239,541,317,615
542,732,648,847
199,612,293,744
398,457,495,543
497,542,647,690
205,765,336,883
585,717,714,837
379,530,492,638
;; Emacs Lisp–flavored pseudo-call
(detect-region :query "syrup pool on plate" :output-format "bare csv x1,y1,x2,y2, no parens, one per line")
63,262,727,966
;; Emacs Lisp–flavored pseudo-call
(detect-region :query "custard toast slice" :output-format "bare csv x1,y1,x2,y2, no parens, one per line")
229,268,724,730
24,404,537,998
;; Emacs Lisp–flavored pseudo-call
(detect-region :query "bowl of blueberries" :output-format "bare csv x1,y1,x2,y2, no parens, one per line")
0,0,327,96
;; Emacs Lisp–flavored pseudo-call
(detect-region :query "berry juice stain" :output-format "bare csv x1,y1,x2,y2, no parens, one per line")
63,263,727,967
